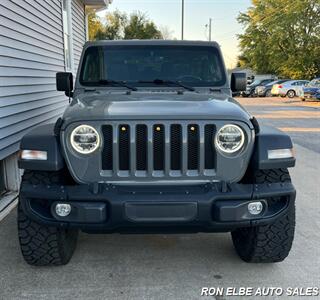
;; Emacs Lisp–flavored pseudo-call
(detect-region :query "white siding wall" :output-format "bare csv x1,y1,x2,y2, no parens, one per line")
0,0,66,160
0,0,86,160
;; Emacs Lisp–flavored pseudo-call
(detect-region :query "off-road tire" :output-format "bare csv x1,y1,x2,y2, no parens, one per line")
232,168,295,263
18,171,78,266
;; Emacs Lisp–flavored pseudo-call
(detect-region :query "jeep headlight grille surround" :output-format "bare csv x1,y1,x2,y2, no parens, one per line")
215,124,245,154
70,125,100,154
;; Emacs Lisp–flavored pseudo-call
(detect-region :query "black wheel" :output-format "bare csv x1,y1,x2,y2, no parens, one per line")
301,98,305,102
287,90,296,98
249,90,255,97
232,169,295,263
266,90,272,97
18,171,78,266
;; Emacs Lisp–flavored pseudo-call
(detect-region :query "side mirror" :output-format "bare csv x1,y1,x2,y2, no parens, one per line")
231,72,247,92
56,72,73,97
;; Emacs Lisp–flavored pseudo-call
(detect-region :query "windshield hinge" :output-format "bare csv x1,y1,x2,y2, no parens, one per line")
84,88,96,92
221,181,228,193
210,88,221,93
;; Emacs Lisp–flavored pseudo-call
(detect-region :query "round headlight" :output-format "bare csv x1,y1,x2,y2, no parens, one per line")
70,125,100,154
215,124,245,154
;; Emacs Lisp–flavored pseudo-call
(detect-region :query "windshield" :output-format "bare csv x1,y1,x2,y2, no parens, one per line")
308,79,320,87
250,80,262,86
79,45,226,87
260,80,272,86
266,80,278,86
266,80,284,87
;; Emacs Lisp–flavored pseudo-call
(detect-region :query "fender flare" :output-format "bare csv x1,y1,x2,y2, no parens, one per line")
251,125,296,170
18,122,65,171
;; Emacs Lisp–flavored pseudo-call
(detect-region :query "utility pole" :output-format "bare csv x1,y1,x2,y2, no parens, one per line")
181,0,184,40
208,18,212,41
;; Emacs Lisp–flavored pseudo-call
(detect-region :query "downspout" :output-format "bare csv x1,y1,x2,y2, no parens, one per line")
67,0,75,73
85,9,89,41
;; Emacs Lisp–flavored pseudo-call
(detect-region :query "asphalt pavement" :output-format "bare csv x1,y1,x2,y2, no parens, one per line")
0,97,319,300
238,97,320,153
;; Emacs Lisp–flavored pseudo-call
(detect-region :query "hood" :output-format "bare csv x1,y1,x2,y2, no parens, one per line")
62,91,252,127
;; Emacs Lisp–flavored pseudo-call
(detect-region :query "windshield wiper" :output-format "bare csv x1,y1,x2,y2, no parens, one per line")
138,79,196,92
98,79,138,91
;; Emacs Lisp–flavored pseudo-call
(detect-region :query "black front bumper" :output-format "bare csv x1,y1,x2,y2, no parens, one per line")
304,93,320,100
19,182,296,233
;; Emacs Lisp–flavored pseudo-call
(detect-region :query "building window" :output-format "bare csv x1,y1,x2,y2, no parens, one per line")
62,0,73,71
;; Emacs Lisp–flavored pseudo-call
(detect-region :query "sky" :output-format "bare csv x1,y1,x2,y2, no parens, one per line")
98,0,252,69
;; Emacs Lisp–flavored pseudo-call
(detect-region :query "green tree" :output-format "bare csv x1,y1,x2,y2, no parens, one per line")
238,0,320,79
88,10,163,41
104,10,128,40
124,12,162,39
87,8,104,41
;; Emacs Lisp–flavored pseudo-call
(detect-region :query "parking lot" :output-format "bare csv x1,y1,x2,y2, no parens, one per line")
0,97,319,300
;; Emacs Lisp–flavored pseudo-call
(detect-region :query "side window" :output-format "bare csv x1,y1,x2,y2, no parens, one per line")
81,47,101,82
62,0,73,71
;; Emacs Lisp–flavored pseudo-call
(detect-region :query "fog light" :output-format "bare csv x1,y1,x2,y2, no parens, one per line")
248,202,263,215
55,204,71,217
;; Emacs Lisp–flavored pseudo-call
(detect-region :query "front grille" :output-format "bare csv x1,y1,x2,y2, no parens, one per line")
101,122,216,178
187,124,199,170
119,125,130,170
136,125,147,171
205,125,216,169
153,124,165,171
170,125,182,170
101,125,113,170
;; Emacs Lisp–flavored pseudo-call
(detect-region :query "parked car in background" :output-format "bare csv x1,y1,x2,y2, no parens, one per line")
256,79,290,97
271,82,284,96
241,78,275,97
299,78,320,101
276,80,309,98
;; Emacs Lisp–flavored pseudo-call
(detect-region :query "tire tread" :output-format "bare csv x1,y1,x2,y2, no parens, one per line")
18,171,78,266
232,168,295,263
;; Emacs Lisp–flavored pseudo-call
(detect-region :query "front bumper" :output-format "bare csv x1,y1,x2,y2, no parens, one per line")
278,89,287,96
241,90,252,96
257,90,266,96
19,182,295,233
303,93,320,100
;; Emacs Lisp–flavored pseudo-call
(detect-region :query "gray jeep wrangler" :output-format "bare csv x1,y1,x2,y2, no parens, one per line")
18,40,296,266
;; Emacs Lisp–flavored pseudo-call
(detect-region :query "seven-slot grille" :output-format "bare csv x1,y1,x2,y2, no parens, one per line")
101,123,216,178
